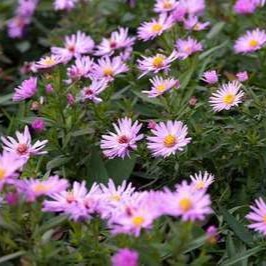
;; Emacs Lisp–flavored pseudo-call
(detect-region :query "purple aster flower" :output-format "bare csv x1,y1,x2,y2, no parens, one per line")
175,37,203,60
17,175,69,202
234,29,266,54
53,0,78,11
190,171,215,190
112,249,139,266
179,0,206,15
137,13,174,42
233,0,257,14
201,70,219,84
154,0,178,13
79,79,108,103
31,118,46,133
95,27,135,57
209,81,244,112
147,120,191,157
13,77,37,102
1,126,48,159
183,16,210,31
34,55,63,70
246,197,266,235
236,71,249,82
206,225,219,244
100,117,143,159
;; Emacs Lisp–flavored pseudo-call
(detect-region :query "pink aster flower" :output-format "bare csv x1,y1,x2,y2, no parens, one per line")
147,120,191,158
137,51,177,78
100,117,143,159
175,37,203,60
246,197,266,235
183,16,210,31
179,0,206,15
109,192,159,236
112,249,139,266
43,181,101,221
0,151,26,190
1,126,48,159
206,226,219,244
16,0,39,17
234,29,266,54
137,14,174,42
91,56,129,81
163,181,212,221
51,31,95,63
190,171,215,190
95,28,135,56
34,55,62,70
79,79,108,103
7,16,30,38
233,0,257,14
154,0,179,13
53,0,78,11
66,56,94,83
236,71,249,82
18,175,69,202
142,76,179,98
201,70,219,84
13,77,37,102
31,118,46,133
171,3,186,22
209,81,244,112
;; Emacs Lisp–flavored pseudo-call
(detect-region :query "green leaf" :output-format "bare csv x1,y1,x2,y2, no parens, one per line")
105,155,136,184
46,156,72,171
0,93,12,105
87,148,109,185
222,247,263,266
38,215,67,234
220,207,253,246
206,22,225,39
0,251,26,264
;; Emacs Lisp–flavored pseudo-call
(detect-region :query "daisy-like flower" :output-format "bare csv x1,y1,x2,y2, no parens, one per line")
209,81,244,112
179,0,206,15
234,29,266,54
95,27,135,56
112,249,139,266
18,175,69,202
190,171,215,190
1,126,48,158
51,31,95,62
91,56,129,81
137,14,174,42
206,226,219,244
100,117,143,159
142,76,180,98
7,16,30,38
163,181,212,221
246,197,266,235
13,77,37,102
154,0,178,13
147,120,191,157
53,0,78,11
34,55,62,70
236,71,249,82
233,0,257,14
137,51,177,78
183,16,210,31
0,151,26,190
201,70,219,84
79,79,108,103
66,56,94,83
175,37,203,60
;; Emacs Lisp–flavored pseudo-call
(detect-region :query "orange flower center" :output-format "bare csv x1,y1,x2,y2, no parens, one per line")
249,39,259,48
179,198,193,212
33,183,50,193
151,23,163,33
0,168,6,181
163,135,176,148
132,216,145,227
195,181,205,189
42,56,56,66
163,1,173,9
111,194,121,202
223,94,235,105
152,56,165,68
156,84,167,92
103,68,114,76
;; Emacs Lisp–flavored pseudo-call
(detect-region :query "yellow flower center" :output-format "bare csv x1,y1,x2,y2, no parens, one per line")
132,216,145,227
223,94,235,105
193,24,200,31
152,56,165,68
43,57,56,66
249,39,259,47
163,135,176,148
163,1,173,9
111,194,121,202
151,23,163,33
263,215,266,224
156,84,167,92
179,198,193,212
32,183,50,193
0,168,6,181
103,68,114,76
195,181,205,189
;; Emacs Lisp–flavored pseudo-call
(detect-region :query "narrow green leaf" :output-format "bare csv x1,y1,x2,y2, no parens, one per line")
0,251,26,263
